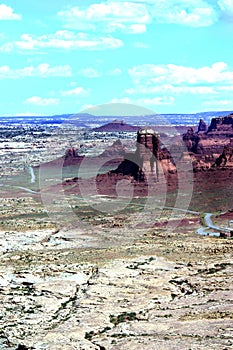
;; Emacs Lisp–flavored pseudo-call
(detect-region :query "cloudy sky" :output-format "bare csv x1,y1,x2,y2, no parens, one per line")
1,0,233,116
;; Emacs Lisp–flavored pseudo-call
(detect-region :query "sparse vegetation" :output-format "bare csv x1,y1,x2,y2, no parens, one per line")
110,312,138,326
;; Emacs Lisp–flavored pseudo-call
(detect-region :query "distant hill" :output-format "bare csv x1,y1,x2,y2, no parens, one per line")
92,119,140,132
1,110,233,127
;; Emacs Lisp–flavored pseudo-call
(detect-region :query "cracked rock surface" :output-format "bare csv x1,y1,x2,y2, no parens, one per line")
0,232,232,350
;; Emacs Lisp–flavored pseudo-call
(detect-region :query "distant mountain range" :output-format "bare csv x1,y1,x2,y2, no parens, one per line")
1,111,233,127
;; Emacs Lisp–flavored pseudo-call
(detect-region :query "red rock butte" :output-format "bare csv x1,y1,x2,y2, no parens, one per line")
47,115,233,207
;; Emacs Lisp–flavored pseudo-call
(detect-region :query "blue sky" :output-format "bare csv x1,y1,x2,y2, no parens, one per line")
0,0,233,116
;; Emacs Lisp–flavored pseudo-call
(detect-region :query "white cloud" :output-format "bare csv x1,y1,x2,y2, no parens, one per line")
57,2,151,33
61,86,89,97
136,96,175,106
202,98,233,111
0,63,72,79
0,4,21,20
218,0,233,20
11,112,40,116
127,62,233,96
79,66,122,77
133,42,150,49
0,30,123,52
0,111,40,117
79,67,101,78
97,0,218,27
25,96,59,106
111,97,132,104
127,23,146,33
126,85,217,95
153,1,218,27
218,0,233,13
108,68,122,76
203,99,233,107
80,104,95,111
218,85,233,91
111,96,174,106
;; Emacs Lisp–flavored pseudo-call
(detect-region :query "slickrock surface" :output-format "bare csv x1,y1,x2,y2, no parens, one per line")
0,230,232,350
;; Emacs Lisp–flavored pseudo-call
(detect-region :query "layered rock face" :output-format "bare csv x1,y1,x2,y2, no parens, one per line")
113,127,175,183
135,128,160,182
207,114,233,136
182,114,233,170
87,128,178,196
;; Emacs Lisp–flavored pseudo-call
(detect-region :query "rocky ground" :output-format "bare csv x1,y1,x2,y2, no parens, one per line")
0,210,232,350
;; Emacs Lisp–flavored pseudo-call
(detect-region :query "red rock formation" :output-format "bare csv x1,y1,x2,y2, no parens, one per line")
99,139,126,158
214,141,233,167
92,120,139,132
207,114,233,136
198,119,207,133
36,140,126,170
182,128,200,153
182,114,233,171
65,146,79,159
110,128,161,182
57,128,177,198
46,115,233,202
